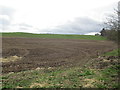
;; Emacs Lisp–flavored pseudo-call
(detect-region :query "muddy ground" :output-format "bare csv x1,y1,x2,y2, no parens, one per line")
2,37,117,73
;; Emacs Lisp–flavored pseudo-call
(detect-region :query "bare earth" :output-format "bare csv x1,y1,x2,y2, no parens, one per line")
2,37,117,73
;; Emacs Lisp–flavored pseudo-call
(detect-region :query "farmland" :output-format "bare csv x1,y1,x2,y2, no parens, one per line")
1,33,119,88
2,32,107,40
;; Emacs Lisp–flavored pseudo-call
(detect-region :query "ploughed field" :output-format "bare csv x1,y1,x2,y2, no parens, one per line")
2,37,117,73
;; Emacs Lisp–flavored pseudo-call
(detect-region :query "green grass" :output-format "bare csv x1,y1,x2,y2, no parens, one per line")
103,49,120,56
1,32,107,40
2,67,94,88
2,64,119,88
95,65,119,88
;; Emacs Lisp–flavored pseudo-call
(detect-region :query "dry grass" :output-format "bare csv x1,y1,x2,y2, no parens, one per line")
0,56,22,63
83,78,97,88
30,83,50,88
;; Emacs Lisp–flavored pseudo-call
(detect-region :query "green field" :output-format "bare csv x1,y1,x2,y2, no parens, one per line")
2,32,107,40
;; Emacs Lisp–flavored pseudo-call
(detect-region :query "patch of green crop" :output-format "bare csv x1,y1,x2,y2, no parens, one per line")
2,32,107,40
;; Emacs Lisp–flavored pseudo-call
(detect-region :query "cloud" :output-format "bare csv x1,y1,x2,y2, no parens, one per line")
42,17,103,34
0,6,36,33
0,15,11,25
18,23,33,28
1,15,103,35
0,15,11,31
85,32,101,35
0,5,39,33
0,6,15,31
18,23,35,31
0,6,15,18
0,6,102,34
2,23,40,33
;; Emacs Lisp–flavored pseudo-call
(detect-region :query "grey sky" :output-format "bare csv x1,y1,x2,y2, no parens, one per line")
0,0,119,35
46,17,102,34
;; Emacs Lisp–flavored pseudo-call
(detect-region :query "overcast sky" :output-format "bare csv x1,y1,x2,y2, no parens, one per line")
0,0,119,35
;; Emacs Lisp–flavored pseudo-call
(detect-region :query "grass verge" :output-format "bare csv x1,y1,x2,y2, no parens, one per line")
103,48,120,56
2,57,119,88
2,67,95,88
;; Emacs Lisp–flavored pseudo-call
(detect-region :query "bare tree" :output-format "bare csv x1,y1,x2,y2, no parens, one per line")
118,1,120,29
100,2,120,42
104,10,118,31
118,1,120,48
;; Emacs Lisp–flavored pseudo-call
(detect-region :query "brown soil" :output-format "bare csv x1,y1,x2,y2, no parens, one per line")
2,37,117,73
